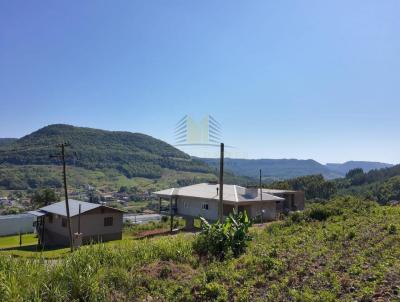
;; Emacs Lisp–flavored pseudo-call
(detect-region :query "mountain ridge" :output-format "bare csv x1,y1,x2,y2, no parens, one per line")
197,157,394,180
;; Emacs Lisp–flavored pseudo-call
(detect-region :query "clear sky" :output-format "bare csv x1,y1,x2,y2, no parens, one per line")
0,1,399,164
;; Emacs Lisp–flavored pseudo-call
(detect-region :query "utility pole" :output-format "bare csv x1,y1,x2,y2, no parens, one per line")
218,143,224,223
259,169,262,200
58,143,74,252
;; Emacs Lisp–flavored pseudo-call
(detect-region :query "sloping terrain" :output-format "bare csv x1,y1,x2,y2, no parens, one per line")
0,138,17,147
1,197,399,301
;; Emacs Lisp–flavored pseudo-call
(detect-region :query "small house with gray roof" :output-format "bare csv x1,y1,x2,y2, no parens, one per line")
29,199,124,247
154,183,304,228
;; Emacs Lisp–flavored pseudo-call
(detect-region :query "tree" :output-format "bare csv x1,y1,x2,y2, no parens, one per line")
346,168,365,186
31,188,60,207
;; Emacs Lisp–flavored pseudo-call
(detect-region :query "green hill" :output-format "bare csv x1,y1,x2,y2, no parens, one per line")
0,138,17,147
0,124,215,190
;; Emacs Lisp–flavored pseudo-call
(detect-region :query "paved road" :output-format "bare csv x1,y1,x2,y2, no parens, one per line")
123,213,162,224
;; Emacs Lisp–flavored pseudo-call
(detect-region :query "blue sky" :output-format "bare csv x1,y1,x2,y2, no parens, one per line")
0,1,399,163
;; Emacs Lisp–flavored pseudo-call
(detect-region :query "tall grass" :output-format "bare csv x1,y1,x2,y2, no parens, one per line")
0,234,195,301
1,197,400,301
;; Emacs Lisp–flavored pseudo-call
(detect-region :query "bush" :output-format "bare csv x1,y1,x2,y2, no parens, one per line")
289,211,305,223
307,206,334,221
388,224,397,235
193,211,252,260
200,282,228,302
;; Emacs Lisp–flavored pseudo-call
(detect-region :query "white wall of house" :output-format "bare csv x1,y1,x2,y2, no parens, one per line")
175,197,278,221
176,197,219,221
0,214,35,236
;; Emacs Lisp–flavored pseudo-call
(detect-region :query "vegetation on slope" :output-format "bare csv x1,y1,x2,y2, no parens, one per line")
0,124,209,176
0,164,217,192
1,197,400,301
268,164,400,204
0,124,219,190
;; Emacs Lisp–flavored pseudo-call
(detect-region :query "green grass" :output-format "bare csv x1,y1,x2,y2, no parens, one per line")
1,197,400,301
0,218,184,259
0,233,37,249
0,234,71,259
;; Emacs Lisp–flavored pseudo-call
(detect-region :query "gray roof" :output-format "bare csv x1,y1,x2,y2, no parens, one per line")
0,213,36,220
37,199,124,217
154,183,285,204
27,210,46,217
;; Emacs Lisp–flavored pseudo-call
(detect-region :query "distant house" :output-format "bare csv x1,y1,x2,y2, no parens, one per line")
154,183,304,228
0,197,13,206
29,199,124,247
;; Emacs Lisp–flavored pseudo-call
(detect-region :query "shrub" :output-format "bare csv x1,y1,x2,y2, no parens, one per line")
193,211,252,259
289,211,305,223
307,205,334,221
346,230,356,240
388,224,397,235
200,282,228,302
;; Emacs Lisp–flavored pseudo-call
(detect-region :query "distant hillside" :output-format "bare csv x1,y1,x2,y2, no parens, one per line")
0,138,17,147
326,161,393,175
0,124,215,190
198,158,342,180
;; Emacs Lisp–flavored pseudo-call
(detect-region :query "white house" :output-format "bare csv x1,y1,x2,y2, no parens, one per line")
154,183,304,228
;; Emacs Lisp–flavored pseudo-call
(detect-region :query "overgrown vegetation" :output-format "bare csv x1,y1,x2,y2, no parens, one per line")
193,211,252,259
1,196,400,301
269,164,400,204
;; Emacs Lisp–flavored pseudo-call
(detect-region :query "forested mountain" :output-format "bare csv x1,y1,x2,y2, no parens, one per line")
0,124,214,190
268,164,400,204
198,158,342,180
326,161,393,175
0,138,17,147
0,124,209,176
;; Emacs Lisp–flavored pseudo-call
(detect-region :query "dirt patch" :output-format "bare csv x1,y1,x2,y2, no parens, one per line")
134,228,171,239
141,260,197,282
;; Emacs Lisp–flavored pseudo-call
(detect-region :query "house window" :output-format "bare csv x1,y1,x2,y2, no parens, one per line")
184,201,188,208
48,214,53,224
61,218,67,228
104,217,113,227
201,203,209,210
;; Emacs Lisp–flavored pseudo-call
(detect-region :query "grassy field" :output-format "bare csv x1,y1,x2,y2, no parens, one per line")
0,233,37,249
1,197,400,301
0,218,185,259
